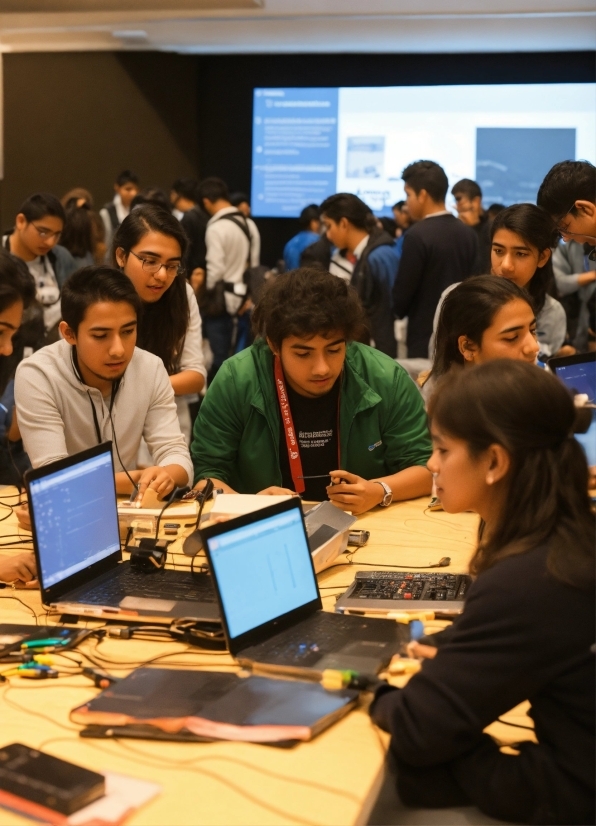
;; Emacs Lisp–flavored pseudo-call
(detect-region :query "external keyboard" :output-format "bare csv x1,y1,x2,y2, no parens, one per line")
83,569,216,605
349,571,470,602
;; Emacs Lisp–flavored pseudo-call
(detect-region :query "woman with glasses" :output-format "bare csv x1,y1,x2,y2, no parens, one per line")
112,205,206,441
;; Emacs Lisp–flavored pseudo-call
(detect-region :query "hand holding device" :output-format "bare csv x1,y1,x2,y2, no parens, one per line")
326,470,386,514
133,466,176,504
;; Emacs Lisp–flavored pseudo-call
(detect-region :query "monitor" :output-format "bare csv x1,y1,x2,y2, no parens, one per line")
251,82,596,217
27,446,120,589
204,503,319,641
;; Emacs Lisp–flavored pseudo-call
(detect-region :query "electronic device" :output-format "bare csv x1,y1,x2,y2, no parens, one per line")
335,571,472,616
348,530,370,547
25,443,219,624
549,351,596,466
0,743,105,815
201,498,408,677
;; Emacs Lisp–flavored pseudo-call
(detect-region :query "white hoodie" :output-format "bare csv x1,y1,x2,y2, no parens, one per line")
15,339,193,483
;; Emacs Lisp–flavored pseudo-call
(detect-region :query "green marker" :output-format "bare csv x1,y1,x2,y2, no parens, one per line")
21,638,69,649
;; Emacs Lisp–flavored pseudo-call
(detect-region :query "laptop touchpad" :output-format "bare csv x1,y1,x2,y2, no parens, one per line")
120,596,176,612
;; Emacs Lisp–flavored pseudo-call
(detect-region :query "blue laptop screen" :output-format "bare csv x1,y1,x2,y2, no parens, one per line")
205,506,318,640
554,360,596,466
29,450,120,588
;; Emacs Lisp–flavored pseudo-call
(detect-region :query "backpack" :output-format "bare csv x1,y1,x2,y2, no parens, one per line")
199,212,268,318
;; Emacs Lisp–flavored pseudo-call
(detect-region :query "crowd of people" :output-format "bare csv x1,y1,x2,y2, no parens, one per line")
0,156,594,825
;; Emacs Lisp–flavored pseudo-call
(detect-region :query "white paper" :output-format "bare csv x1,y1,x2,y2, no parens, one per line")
67,772,161,825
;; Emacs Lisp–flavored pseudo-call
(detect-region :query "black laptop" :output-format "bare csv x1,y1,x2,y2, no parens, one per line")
200,498,408,676
25,443,219,624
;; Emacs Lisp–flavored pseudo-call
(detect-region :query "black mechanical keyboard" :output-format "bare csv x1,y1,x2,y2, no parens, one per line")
349,571,470,602
82,569,216,605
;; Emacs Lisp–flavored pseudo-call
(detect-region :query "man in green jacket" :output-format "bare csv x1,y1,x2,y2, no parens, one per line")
191,269,432,514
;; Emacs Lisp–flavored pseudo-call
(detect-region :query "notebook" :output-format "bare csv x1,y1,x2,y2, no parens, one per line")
71,667,358,744
24,443,219,624
200,498,408,677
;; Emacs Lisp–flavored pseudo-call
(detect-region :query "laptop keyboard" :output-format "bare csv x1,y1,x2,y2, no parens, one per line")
81,569,216,606
349,572,470,602
248,612,396,667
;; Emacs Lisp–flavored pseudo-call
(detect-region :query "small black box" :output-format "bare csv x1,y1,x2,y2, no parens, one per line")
0,743,105,815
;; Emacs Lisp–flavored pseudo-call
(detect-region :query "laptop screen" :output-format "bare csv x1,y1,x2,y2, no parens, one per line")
552,357,596,466
28,449,120,588
204,504,319,641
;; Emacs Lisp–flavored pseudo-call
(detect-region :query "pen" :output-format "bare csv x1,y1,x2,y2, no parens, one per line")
297,474,332,480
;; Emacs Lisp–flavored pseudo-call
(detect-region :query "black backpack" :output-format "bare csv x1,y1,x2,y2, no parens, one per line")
199,212,268,317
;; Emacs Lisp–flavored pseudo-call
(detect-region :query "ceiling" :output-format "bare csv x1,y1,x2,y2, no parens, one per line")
0,0,594,54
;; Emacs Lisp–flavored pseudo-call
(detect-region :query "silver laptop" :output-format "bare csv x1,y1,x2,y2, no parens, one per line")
25,443,219,624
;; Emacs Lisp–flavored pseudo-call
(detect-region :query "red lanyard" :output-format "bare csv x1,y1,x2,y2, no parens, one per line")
274,356,306,494
274,356,341,495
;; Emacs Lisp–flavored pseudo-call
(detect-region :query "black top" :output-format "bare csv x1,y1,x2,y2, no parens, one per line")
279,378,340,501
181,206,208,273
392,214,477,357
471,213,492,275
370,543,595,825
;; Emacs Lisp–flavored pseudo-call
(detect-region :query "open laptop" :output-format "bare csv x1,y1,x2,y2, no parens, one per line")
25,443,219,624
549,351,596,467
200,498,408,677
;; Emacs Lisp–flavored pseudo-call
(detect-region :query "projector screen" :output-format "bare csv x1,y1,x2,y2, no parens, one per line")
251,83,596,218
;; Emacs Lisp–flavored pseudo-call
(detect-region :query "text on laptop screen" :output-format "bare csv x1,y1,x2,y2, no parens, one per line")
29,451,120,588
206,507,318,640
554,360,596,466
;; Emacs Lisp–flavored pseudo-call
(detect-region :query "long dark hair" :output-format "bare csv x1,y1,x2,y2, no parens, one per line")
61,199,95,259
426,276,533,384
428,360,595,589
490,203,558,314
111,205,189,374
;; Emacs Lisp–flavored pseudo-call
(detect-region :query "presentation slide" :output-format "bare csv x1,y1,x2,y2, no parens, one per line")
251,83,596,218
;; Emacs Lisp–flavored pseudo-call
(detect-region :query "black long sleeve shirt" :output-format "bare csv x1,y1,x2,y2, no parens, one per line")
371,544,595,824
392,214,477,357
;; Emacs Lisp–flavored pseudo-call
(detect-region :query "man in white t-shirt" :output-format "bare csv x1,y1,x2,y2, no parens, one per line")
196,177,260,382
3,192,77,341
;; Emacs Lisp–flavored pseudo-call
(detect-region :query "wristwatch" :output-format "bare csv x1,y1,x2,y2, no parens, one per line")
373,480,393,507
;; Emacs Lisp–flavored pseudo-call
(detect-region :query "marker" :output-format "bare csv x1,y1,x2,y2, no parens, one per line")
21,638,70,649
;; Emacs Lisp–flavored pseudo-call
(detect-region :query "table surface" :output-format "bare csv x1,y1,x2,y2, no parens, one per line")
0,491,535,826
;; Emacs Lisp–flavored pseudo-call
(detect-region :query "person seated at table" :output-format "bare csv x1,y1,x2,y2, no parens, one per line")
370,360,594,825
0,553,37,586
191,268,432,514
15,266,193,509
420,275,539,400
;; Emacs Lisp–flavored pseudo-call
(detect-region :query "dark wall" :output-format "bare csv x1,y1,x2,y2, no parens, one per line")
196,51,596,265
0,51,198,230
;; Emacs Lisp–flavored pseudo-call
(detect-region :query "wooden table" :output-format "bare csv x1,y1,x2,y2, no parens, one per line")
0,491,533,826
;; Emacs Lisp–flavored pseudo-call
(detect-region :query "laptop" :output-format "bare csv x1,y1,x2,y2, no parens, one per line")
335,570,472,616
200,498,409,677
25,443,219,624
549,351,596,466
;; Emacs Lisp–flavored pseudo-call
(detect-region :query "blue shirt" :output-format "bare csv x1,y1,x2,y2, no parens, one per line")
283,231,320,271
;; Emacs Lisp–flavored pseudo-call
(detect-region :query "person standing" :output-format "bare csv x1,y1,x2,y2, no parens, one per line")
320,193,399,358
451,178,491,274
99,170,140,257
283,204,321,271
197,177,260,381
3,193,77,343
392,161,477,358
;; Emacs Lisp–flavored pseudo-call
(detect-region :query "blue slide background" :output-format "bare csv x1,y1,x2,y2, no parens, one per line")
251,88,338,217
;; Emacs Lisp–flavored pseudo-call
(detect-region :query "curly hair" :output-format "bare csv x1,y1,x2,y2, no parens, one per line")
252,268,366,348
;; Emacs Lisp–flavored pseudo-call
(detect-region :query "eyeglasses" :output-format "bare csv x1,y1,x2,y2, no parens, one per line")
555,204,596,260
31,223,61,241
129,250,183,277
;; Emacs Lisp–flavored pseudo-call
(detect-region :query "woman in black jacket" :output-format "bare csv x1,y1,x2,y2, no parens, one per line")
371,360,595,825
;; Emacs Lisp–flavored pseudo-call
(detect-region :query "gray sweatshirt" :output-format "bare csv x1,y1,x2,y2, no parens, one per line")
15,339,193,482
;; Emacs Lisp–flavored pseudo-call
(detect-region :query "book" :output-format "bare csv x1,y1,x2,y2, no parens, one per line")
71,668,358,744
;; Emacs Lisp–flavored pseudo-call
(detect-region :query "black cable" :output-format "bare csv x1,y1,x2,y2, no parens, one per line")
108,408,139,497
154,487,184,541
0,594,38,623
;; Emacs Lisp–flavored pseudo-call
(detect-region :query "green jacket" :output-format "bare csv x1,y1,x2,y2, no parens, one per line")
191,339,431,490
